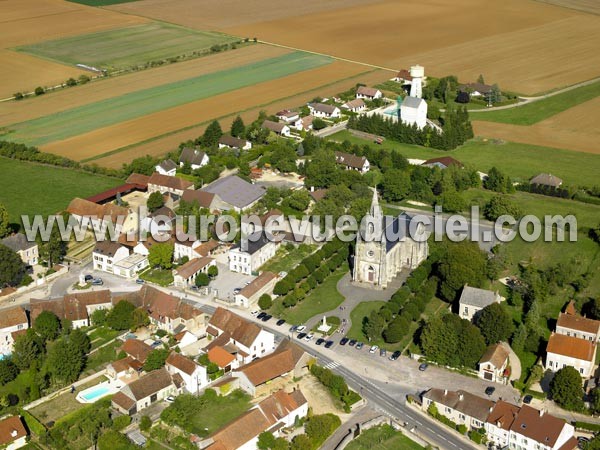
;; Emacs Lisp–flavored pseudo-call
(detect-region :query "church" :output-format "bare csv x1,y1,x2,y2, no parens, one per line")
352,190,428,289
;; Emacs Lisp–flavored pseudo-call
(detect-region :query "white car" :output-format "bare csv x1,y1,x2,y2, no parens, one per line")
304,333,314,342
250,310,259,316
296,325,306,333
369,345,379,354
166,395,176,403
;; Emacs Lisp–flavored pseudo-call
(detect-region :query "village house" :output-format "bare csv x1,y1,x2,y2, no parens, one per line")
121,338,153,365
478,343,509,384
218,135,252,151
173,256,216,288
275,109,300,123
0,416,28,450
262,120,291,137
485,400,520,449
342,98,367,113
307,102,341,119
165,351,208,394
422,156,464,170
422,388,494,431
400,96,427,129
30,290,113,329
392,69,413,84
179,148,209,170
207,345,237,372
0,307,28,357
107,355,142,383
113,253,149,279
530,173,563,189
174,238,219,262
147,172,194,199
202,175,266,212
155,159,177,176
293,115,314,131
140,205,176,235
92,241,130,273
458,285,502,321
229,231,279,275
234,271,278,308
545,332,596,378
180,189,220,212
202,389,308,450
1,234,38,266
508,405,577,450
334,151,370,173
556,301,600,342
206,307,275,365
459,82,493,98
232,340,309,397
356,86,382,100
67,198,137,236
111,368,182,416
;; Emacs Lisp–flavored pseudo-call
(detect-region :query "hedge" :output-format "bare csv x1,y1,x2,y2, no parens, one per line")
20,410,46,436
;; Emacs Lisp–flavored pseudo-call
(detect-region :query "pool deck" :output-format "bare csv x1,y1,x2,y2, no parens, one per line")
76,379,123,404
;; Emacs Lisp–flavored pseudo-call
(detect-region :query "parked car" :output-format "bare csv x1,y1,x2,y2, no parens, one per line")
261,314,272,322
379,348,387,357
135,278,145,285
419,363,428,371
190,285,199,291
324,340,334,348
289,325,298,333
296,325,306,333
304,333,314,342
297,333,307,340
166,396,176,403
340,337,349,346
233,288,242,294
369,345,379,354
356,342,364,350
251,310,259,316
316,338,325,346
257,312,267,320
389,351,401,361
276,319,285,326
348,339,357,347
91,278,103,286
522,395,533,404
485,386,496,396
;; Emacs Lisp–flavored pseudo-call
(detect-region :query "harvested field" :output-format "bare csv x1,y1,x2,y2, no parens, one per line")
534,0,600,14
0,50,88,99
17,22,237,71
91,69,390,168
112,0,600,93
4,52,332,146
40,63,382,165
0,45,288,126
474,96,600,155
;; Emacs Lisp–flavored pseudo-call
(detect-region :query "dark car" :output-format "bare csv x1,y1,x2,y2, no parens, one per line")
348,339,357,347
389,351,401,361
316,338,325,346
522,395,533,404
380,348,387,357
276,319,285,326
355,342,364,350
297,332,307,340
324,340,334,348
84,274,93,282
485,386,496,396
340,337,349,346
261,314,272,322
91,278,103,286
289,325,298,333
256,312,267,320
135,278,145,285
419,363,428,371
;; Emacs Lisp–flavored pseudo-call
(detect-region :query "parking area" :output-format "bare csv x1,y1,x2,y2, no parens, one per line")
208,262,255,300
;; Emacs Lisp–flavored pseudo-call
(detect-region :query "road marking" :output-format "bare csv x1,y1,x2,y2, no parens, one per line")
324,361,340,370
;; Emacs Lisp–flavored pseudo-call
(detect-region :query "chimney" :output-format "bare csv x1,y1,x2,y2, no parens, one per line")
10,429,17,438
310,186,315,192
444,389,448,396
539,409,544,417
489,406,493,413
459,394,464,401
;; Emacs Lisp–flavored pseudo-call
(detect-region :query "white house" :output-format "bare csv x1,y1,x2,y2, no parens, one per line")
421,389,494,432
478,343,509,384
262,120,291,137
174,239,219,262
342,98,366,113
556,301,600,342
147,172,194,198
293,115,314,131
112,368,181,416
1,234,38,266
234,271,278,309
30,290,113,329
458,285,502,321
155,159,177,176
218,135,252,151
307,102,340,119
400,96,427,129
179,148,209,170
485,401,521,449
0,307,28,357
508,405,576,450
112,253,149,278
545,332,596,379
356,86,382,100
165,352,208,394
0,416,28,450
228,232,279,275
92,241,130,273
334,151,370,173
173,256,215,288
275,110,300,123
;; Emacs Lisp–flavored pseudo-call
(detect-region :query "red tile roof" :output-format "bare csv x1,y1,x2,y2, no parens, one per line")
208,346,236,368
546,333,595,361
208,308,262,348
166,352,198,376
0,306,27,329
0,416,27,445
148,172,194,191
122,339,152,363
557,312,600,335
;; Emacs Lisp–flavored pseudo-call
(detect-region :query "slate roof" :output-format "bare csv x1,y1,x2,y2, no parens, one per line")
202,175,265,209
0,306,28,329
219,135,248,149
231,231,273,255
546,333,595,361
335,151,367,170
157,159,177,172
179,148,207,166
459,285,500,308
1,234,36,253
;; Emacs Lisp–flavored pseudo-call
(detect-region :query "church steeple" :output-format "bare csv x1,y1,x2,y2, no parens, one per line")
369,187,383,239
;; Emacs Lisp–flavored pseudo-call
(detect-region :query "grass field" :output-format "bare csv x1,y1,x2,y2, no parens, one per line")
346,301,386,341
470,79,600,125
327,131,600,186
16,22,237,71
0,157,121,224
4,51,332,147
346,425,424,450
260,244,316,273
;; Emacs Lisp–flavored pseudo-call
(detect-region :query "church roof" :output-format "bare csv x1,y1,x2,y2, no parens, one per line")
384,213,415,251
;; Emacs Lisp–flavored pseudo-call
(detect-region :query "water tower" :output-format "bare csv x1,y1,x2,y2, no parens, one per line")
409,65,424,98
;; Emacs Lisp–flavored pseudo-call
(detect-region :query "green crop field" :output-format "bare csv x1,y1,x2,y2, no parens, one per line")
16,22,237,71
327,130,600,186
0,157,121,224
469,79,600,125
3,52,332,147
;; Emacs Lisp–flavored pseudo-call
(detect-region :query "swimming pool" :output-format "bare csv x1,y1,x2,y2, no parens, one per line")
77,381,121,403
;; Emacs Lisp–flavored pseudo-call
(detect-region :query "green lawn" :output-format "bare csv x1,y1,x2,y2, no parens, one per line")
83,340,121,375
88,326,121,350
140,268,174,286
16,22,236,71
270,265,348,325
327,130,600,186
469,79,600,125
0,157,121,224
260,244,316,273
346,425,424,450
346,301,386,341
4,51,332,147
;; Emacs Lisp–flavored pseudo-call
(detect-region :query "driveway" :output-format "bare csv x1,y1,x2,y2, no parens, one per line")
207,263,254,301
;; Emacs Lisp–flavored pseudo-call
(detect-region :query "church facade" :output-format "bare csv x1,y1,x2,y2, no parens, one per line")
352,190,428,289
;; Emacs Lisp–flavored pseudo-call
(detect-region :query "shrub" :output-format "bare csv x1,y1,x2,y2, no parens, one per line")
140,415,152,432
112,414,131,431
13,92,23,100
258,294,272,310
34,87,45,96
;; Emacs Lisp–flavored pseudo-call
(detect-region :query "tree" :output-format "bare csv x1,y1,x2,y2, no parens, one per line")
106,300,136,330
437,241,488,302
69,328,91,355
0,244,26,286
12,330,43,370
305,413,341,445
483,167,513,193
380,169,411,201
91,308,108,326
282,189,311,212
139,415,152,432
258,294,272,310
435,191,466,213
0,359,19,385
363,310,386,341
591,388,600,415
477,74,485,84
97,430,136,450
202,120,223,147
147,191,165,213
195,272,210,287
148,242,174,269
38,222,67,268
143,349,169,372
484,195,522,221
131,308,150,331
312,118,327,130
475,303,514,345
207,265,219,279
550,366,584,411
34,87,44,96
231,116,246,138
290,434,313,450
47,339,85,383
0,203,9,238
34,311,61,341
